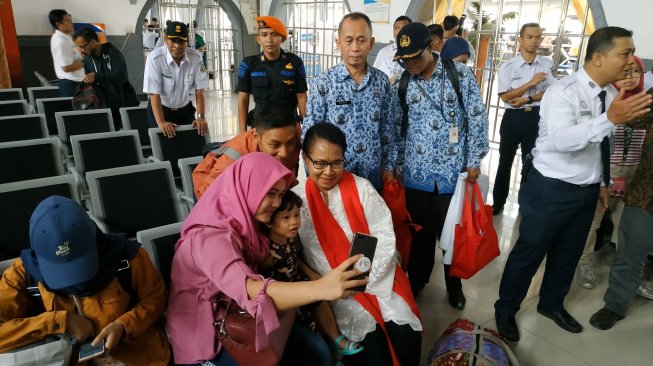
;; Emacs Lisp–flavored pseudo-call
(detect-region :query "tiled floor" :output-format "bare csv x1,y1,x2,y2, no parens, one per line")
202,90,653,366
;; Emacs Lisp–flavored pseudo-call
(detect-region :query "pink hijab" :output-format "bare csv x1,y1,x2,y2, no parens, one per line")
180,152,294,265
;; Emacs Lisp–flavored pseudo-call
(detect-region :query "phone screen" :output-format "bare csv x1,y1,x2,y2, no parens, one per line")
348,232,378,292
79,342,105,363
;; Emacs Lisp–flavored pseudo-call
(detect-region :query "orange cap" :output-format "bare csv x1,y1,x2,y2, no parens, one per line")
256,16,288,40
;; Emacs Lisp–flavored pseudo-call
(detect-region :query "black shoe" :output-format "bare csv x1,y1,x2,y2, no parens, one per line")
492,205,504,216
495,315,520,342
447,288,466,310
589,308,625,330
410,282,425,298
537,307,583,333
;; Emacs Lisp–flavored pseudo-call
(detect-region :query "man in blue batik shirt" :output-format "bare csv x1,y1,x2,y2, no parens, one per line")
392,23,489,309
303,12,396,190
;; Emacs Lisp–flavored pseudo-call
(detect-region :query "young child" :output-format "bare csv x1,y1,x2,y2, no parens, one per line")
261,190,364,361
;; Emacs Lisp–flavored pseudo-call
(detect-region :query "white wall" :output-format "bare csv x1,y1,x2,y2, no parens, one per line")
13,0,147,36
602,0,652,59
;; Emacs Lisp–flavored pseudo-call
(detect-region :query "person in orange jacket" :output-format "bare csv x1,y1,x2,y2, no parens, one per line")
0,196,170,365
193,104,301,199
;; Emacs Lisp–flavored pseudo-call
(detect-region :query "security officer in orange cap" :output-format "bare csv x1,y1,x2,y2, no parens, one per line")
144,21,208,138
237,15,307,132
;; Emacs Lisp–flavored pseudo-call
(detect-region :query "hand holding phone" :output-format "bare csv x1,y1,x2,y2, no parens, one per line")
348,233,378,292
79,341,105,363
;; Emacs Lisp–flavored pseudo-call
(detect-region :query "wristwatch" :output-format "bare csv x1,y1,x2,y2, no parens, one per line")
527,96,534,104
197,113,206,120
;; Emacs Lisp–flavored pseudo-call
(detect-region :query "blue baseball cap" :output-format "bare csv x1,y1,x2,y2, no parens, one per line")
394,22,431,61
29,196,98,289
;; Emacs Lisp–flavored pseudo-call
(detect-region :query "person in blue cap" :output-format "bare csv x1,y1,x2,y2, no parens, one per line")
0,196,170,365
440,37,471,63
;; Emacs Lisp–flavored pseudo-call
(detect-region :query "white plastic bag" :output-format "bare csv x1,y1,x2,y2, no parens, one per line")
0,336,72,366
440,172,489,265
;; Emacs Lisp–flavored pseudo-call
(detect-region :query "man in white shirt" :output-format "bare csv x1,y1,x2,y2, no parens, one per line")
48,9,84,97
373,16,411,84
143,21,208,138
492,23,553,215
494,27,652,342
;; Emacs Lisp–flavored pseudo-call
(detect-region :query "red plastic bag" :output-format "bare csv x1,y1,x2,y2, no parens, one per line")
450,182,499,279
381,179,421,269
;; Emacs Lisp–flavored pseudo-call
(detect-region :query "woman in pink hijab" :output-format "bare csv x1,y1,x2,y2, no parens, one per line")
167,152,366,365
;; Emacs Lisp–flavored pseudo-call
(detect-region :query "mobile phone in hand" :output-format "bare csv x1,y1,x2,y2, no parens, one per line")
79,341,105,363
348,232,378,292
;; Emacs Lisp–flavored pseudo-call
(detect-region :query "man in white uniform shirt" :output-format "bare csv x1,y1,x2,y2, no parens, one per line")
144,21,208,138
492,23,553,215
48,9,84,97
494,26,652,342
373,16,411,84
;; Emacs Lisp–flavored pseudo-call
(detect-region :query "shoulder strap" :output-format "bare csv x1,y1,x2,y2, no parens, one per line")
24,269,46,314
213,145,242,161
398,70,411,137
116,259,138,310
442,59,465,113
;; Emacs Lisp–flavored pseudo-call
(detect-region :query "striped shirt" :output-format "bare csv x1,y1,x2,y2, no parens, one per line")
610,125,646,165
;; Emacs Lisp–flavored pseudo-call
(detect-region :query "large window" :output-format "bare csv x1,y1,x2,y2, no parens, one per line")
284,0,350,83
156,0,238,93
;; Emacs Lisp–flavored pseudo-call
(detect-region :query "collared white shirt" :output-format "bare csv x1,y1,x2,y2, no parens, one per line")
532,68,617,185
50,30,85,81
497,53,554,108
373,42,404,83
143,31,156,49
143,45,208,108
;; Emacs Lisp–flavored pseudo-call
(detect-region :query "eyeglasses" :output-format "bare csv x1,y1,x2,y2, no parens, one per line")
626,68,642,78
305,153,345,170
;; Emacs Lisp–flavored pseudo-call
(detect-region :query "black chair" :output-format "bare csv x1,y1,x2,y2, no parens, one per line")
0,114,48,142
136,222,182,289
0,88,24,102
70,130,143,176
86,161,184,237
0,100,29,117
149,125,209,179
0,137,65,184
0,175,79,260
177,156,202,200
120,106,150,150
55,109,115,154
27,86,61,109
36,97,73,135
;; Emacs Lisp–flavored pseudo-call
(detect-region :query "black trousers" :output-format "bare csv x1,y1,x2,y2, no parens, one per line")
405,186,462,294
342,322,421,366
492,107,540,208
495,168,599,316
146,100,196,128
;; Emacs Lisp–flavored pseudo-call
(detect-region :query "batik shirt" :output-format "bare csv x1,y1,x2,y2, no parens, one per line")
392,57,489,194
303,63,397,190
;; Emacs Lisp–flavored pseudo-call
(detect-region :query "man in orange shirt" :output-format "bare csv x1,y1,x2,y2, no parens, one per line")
193,104,300,199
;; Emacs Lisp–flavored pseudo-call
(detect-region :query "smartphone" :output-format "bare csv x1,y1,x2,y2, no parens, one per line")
78,341,105,363
348,233,378,292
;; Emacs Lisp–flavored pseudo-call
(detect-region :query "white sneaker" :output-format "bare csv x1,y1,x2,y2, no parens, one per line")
576,265,595,289
637,282,653,300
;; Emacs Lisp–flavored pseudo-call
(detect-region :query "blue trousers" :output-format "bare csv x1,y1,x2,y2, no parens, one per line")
58,79,81,97
603,205,653,315
495,168,599,316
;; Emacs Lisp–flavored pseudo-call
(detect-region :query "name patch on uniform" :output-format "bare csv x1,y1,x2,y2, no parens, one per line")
580,111,592,117
280,70,296,76
251,71,267,77
336,100,351,105
511,76,522,80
